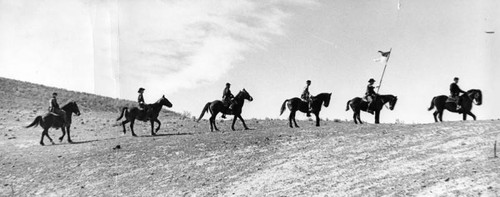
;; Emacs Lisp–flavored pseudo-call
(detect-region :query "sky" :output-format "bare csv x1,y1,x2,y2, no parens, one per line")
1,0,499,124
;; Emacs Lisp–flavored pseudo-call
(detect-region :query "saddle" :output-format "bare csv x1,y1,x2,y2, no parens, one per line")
446,96,459,103
138,105,152,121
223,99,237,108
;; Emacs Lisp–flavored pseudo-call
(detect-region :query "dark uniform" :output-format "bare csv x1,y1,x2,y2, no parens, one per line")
138,93,145,109
301,80,312,117
49,93,67,126
450,83,465,98
365,78,378,114
450,78,466,111
137,88,149,120
222,86,234,106
221,83,234,118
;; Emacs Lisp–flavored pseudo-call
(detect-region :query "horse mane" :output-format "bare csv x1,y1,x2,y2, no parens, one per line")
62,101,76,108
235,89,246,98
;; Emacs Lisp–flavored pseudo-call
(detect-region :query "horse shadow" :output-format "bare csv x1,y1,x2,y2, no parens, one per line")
49,138,115,146
139,132,193,138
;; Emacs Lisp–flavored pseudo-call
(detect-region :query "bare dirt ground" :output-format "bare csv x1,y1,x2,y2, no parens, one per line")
1,78,500,196
1,108,500,196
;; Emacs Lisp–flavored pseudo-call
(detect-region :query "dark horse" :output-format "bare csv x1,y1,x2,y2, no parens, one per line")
280,93,332,128
346,94,398,124
117,95,173,136
428,89,482,122
197,89,253,132
25,102,81,145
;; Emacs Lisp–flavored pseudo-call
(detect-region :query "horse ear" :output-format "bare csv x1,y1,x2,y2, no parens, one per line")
163,95,165,98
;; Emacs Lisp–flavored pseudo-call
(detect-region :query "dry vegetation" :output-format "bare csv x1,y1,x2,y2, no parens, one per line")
1,77,499,196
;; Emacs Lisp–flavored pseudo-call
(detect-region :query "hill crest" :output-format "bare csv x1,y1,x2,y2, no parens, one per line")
0,77,178,115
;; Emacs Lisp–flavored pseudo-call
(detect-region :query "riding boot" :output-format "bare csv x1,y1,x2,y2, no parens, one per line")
306,102,312,117
367,102,374,114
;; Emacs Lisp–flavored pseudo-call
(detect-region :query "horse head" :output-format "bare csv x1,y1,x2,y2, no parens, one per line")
62,101,81,116
159,95,173,108
316,93,332,107
238,89,253,102
382,95,398,110
468,89,482,105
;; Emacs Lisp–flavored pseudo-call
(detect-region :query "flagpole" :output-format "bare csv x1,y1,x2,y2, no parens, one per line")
377,48,392,94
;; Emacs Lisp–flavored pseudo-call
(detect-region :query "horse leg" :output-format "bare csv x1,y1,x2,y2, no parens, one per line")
45,129,55,145
238,115,249,130
353,111,358,124
121,120,130,134
466,111,476,121
432,111,439,123
288,111,294,128
209,114,218,132
154,119,161,133
59,126,66,142
357,110,363,124
292,111,299,128
231,115,237,131
66,126,73,143
374,110,380,124
438,110,444,122
150,120,156,136
130,119,137,137
40,129,46,146
314,113,320,127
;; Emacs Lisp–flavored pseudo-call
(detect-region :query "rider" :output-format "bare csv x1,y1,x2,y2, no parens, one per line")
49,92,67,126
450,77,466,112
138,87,149,119
365,78,378,114
221,83,234,119
301,80,312,117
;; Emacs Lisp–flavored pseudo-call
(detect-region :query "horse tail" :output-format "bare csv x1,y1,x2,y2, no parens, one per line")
280,100,289,116
196,102,211,122
345,100,351,111
26,116,42,128
116,107,128,121
428,97,436,111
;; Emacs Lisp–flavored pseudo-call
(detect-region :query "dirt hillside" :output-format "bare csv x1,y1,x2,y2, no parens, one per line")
1,77,499,196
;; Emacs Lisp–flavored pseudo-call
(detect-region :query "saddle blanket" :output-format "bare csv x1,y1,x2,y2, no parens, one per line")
446,97,458,103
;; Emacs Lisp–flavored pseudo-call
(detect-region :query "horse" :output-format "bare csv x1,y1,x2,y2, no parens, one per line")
25,102,81,145
197,89,253,132
428,89,482,122
346,94,398,124
280,93,332,128
116,95,173,136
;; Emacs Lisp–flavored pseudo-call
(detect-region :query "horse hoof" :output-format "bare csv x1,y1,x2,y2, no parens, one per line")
132,134,138,137
244,128,250,130
59,138,63,142
68,140,73,144
40,142,45,146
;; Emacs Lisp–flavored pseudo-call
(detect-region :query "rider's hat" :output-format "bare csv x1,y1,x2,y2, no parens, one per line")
454,77,459,81
138,87,145,93
226,82,231,86
368,78,376,83
306,80,311,83
52,92,58,96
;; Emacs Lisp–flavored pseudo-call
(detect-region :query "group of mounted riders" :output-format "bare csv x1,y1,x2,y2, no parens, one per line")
27,75,480,145
46,76,469,127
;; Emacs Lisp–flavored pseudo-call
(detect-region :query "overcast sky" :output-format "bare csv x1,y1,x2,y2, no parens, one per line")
1,0,498,123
